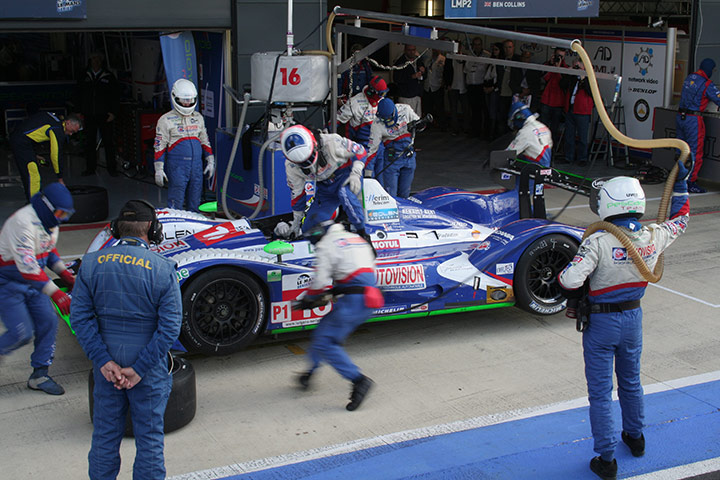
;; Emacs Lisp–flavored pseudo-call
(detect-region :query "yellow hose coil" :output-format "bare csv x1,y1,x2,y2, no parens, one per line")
571,42,690,283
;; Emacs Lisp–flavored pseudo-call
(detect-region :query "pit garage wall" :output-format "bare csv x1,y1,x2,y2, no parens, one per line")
695,0,720,85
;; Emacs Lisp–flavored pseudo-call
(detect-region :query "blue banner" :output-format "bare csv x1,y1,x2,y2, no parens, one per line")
159,31,199,107
2,1,86,19
445,0,598,19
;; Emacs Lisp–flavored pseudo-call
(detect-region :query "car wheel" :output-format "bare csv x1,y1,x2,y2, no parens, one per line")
67,185,109,223
514,234,578,315
180,268,267,356
88,355,197,437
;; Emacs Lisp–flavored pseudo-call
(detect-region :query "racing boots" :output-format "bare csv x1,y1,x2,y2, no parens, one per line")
297,371,313,390
590,456,617,480
622,431,645,457
346,374,374,411
687,180,707,193
27,367,65,395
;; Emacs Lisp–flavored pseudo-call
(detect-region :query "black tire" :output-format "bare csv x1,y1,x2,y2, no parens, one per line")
180,268,267,356
67,185,108,223
514,234,578,315
88,356,197,437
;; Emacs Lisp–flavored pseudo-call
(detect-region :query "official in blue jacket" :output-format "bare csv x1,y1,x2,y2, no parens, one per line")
71,200,182,480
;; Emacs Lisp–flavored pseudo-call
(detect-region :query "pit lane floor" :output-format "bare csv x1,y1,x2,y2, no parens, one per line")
1,131,719,479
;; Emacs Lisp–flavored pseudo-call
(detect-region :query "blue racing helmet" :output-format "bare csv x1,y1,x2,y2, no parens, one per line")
30,182,75,230
377,98,399,127
508,100,533,131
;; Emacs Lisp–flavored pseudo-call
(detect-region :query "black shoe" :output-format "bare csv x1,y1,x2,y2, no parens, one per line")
590,456,617,480
622,431,645,457
297,371,312,390
81,170,96,176
346,375,373,411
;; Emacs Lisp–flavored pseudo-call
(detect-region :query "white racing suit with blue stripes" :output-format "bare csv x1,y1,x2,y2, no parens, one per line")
558,177,689,461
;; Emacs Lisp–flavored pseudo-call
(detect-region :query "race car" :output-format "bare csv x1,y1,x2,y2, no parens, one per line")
86,178,584,356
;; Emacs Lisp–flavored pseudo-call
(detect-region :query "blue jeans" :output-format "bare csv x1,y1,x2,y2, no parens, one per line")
583,308,644,461
384,153,416,198
89,361,171,480
0,279,58,368
564,113,591,164
308,294,371,380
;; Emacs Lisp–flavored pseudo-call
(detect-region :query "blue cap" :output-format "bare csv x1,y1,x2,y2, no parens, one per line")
376,98,398,127
700,58,716,77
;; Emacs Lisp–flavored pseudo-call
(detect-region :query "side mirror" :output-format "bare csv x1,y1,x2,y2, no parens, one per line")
264,240,294,262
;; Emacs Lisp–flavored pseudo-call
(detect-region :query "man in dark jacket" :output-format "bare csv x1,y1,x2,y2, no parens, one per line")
496,39,522,135
393,44,425,116
77,51,120,176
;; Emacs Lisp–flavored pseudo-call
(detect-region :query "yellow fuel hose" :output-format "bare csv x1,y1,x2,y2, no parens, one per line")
572,42,690,282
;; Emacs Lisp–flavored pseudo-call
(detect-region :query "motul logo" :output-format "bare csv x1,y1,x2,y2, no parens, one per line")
373,239,400,250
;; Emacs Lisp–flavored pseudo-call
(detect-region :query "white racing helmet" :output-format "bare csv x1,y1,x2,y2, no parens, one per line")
171,78,198,116
280,125,318,168
597,176,646,220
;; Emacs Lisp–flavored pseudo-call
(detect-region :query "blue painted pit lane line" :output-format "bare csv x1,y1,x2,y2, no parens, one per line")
171,373,720,480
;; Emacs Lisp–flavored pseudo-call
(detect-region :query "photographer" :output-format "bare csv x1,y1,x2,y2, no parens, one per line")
539,48,569,148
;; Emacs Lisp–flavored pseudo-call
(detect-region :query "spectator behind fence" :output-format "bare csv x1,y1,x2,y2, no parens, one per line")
560,60,594,166
394,44,425,116
465,37,490,138
423,49,447,130
519,50,542,112
540,48,569,148
483,42,503,137
445,42,471,136
496,39,522,135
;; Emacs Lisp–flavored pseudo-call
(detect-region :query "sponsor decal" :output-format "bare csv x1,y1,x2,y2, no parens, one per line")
491,230,515,242
271,301,332,325
374,305,409,315
162,228,198,241
376,265,426,290
254,183,268,199
501,172,512,180
296,273,312,289
637,244,656,257
577,0,593,11
175,268,190,282
411,303,429,312
267,270,282,282
373,239,401,250
633,47,653,76
152,239,191,254
612,247,628,261
572,255,584,263
367,208,399,221
476,241,491,250
496,262,514,275
471,230,482,240
367,193,393,206
197,223,246,246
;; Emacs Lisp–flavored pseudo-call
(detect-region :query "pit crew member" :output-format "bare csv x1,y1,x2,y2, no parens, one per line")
558,164,690,480
154,78,215,212
336,75,388,148
0,182,75,395
507,98,553,168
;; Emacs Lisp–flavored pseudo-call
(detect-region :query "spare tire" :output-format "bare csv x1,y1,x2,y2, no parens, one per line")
67,185,108,224
88,355,197,437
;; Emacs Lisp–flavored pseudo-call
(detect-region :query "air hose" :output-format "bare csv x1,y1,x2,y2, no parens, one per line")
571,42,690,283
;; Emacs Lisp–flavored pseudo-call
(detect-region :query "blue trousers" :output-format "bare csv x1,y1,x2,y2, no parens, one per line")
302,174,365,234
308,294,371,380
166,154,203,212
89,361,171,480
675,113,703,182
564,113,591,164
384,153,416,198
0,279,57,368
583,308,644,460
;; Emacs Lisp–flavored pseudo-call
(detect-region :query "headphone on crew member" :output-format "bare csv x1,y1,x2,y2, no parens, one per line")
110,199,163,244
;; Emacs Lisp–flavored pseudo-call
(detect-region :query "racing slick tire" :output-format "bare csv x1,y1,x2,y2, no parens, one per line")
514,234,578,315
88,355,197,436
67,185,109,223
180,268,267,356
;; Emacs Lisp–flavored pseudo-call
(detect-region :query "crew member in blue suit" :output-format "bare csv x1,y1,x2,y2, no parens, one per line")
154,78,215,212
676,58,720,193
294,218,384,411
558,163,690,480
71,200,182,480
0,182,75,395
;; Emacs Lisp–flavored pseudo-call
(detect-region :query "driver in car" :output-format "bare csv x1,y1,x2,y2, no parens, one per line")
274,125,372,243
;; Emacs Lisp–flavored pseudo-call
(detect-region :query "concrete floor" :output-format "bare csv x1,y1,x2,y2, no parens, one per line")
1,129,719,479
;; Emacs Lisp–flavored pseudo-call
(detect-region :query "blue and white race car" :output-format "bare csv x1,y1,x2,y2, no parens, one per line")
87,179,583,356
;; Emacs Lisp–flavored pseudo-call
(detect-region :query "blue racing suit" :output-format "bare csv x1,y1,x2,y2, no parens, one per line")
367,103,419,197
154,110,214,212
558,171,690,461
285,133,368,234
71,238,182,480
303,224,382,380
0,204,68,366
676,69,720,182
